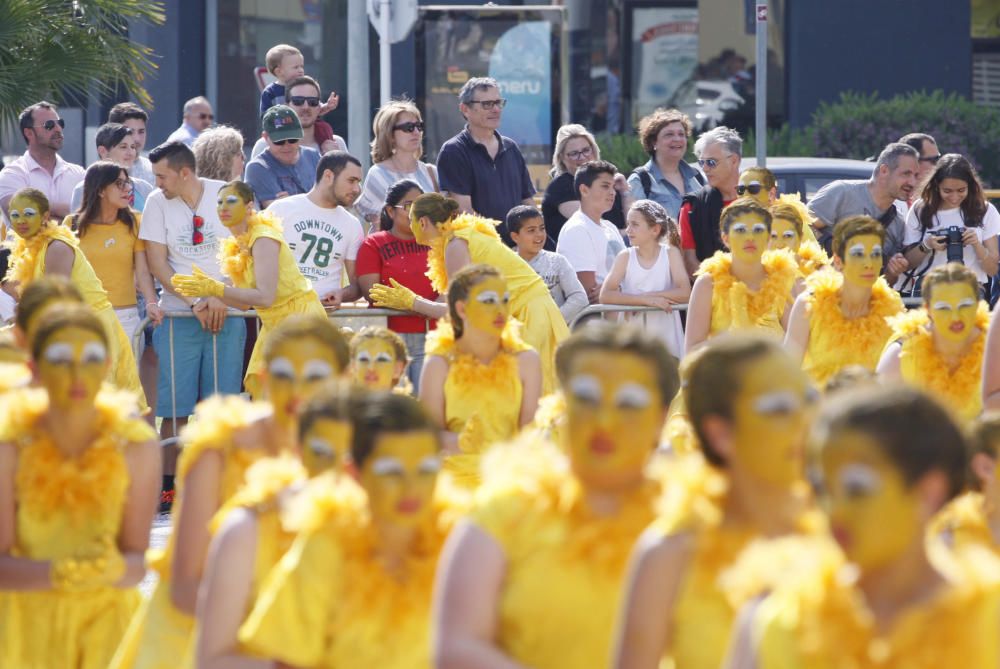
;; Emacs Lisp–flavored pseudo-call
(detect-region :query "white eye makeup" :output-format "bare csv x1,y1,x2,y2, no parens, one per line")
782,230,796,239
731,223,749,234
418,456,441,475
751,223,768,234
268,357,295,380
371,457,405,477
848,243,866,258
753,390,802,416
569,374,602,405
374,352,393,364
959,298,977,309
615,382,652,410
355,350,373,364
43,343,74,365
303,359,333,382
306,438,336,461
8,210,20,219
225,195,241,204
81,342,107,365
837,463,882,498
475,290,501,305
23,207,37,217
870,245,883,258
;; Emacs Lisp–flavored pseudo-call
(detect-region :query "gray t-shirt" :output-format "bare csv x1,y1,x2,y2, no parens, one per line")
807,179,905,257
526,249,588,323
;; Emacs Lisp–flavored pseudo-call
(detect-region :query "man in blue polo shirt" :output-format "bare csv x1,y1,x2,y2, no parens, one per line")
436,76,535,244
245,104,321,208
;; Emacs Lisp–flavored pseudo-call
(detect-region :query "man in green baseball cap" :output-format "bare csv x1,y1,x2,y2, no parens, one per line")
246,104,321,207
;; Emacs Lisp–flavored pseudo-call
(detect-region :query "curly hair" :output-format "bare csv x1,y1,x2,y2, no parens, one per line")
637,108,692,157
193,126,245,181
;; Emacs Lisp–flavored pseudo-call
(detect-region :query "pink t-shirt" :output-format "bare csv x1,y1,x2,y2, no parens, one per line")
0,152,85,216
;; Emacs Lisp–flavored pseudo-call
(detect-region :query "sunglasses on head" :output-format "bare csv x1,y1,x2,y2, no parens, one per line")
289,96,320,107
273,138,300,146
37,119,65,131
393,121,425,133
737,183,763,196
192,215,204,245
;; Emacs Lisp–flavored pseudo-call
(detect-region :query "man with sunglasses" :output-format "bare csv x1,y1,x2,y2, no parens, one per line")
0,101,85,219
249,76,346,161
436,76,535,244
245,105,321,208
166,96,215,148
900,132,941,203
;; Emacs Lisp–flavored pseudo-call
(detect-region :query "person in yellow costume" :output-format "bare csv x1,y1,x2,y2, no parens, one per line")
684,198,800,353
194,381,361,668
433,322,680,669
5,187,145,407
784,216,904,387
0,305,159,669
613,334,819,669
109,315,348,669
170,180,326,398
350,325,410,391
238,391,459,668
737,168,821,246
768,196,830,276
878,263,988,421
368,192,568,393
7,276,86,388
418,264,541,486
726,386,1000,669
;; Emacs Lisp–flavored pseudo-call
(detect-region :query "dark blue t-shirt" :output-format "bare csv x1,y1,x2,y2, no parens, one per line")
259,82,286,119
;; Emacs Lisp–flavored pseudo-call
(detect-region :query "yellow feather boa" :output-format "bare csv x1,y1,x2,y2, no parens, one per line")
4,221,79,287
796,240,830,277
697,249,798,332
425,318,531,385
209,454,308,534
887,303,989,421
425,213,503,293
929,492,997,558
176,394,275,481
1,386,154,528
218,211,285,287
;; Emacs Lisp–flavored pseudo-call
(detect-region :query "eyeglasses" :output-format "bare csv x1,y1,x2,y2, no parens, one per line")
919,154,942,164
392,202,415,212
467,99,507,110
273,138,300,146
114,178,133,192
289,96,320,107
192,215,204,245
35,119,65,131
737,183,763,196
565,147,594,161
393,121,425,133
199,113,214,121
697,158,720,169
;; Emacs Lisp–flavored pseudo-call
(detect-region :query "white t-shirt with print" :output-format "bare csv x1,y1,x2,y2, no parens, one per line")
555,209,626,285
139,178,228,310
265,194,364,296
903,200,1000,283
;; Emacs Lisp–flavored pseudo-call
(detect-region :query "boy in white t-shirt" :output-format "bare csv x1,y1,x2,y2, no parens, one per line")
555,160,626,303
265,151,364,307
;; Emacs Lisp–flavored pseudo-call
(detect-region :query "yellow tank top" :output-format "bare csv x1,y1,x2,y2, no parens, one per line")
698,249,797,337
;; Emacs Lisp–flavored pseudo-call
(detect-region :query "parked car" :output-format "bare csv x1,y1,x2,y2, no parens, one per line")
738,157,874,202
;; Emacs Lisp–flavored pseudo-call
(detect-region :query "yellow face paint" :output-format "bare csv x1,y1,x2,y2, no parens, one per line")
729,352,816,487
563,350,666,491
725,212,769,264
8,194,47,239
410,215,431,245
300,417,352,477
769,216,801,252
738,175,771,208
819,430,920,572
216,186,249,228
265,337,342,429
928,281,979,345
361,431,440,529
351,338,402,390
35,326,109,411
840,234,883,289
462,276,510,336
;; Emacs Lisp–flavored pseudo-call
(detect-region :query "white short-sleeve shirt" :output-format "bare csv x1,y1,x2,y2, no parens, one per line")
555,210,625,285
903,200,1000,283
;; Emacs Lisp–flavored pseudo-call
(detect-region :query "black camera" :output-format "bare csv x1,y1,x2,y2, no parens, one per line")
933,226,965,264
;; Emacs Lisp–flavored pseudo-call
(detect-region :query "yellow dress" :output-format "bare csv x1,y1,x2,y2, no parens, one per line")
238,475,460,668
6,221,145,408
802,271,903,386
425,213,568,393
886,304,988,422
425,319,532,487
467,437,663,669
219,212,327,398
0,386,155,669
109,395,274,669
749,540,1000,669
697,249,798,337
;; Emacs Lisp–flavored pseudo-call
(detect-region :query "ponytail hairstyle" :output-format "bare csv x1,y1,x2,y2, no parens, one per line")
629,199,679,247
446,264,502,339
379,179,423,232
220,179,255,205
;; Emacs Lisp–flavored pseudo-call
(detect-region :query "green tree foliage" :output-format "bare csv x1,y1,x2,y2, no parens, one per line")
0,0,164,128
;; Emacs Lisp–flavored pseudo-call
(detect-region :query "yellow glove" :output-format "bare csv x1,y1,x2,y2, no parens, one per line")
171,265,225,298
50,535,126,592
369,278,417,311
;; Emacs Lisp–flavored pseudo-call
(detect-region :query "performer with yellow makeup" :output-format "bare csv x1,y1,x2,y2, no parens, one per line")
878,263,988,421
785,216,904,387
419,264,541,486
369,192,568,392
6,276,84,388
170,180,326,398
433,322,679,669
194,381,360,668
110,315,348,669
768,196,829,276
350,325,409,391
0,305,159,669
5,187,144,406
613,334,818,669
238,391,458,668
684,198,800,353
726,386,1000,669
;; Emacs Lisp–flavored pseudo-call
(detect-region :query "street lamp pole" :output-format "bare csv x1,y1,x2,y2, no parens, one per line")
755,1,768,167
348,0,371,172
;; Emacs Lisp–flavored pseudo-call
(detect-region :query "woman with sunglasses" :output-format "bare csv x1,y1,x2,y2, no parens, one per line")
356,179,435,391
542,124,633,245
5,187,145,408
356,99,439,228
